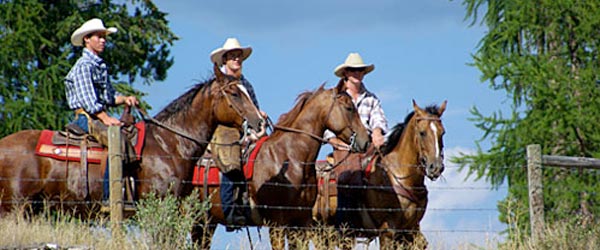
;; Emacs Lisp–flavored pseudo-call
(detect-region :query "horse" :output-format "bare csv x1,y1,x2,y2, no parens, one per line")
313,100,447,249
0,64,265,216
190,83,371,249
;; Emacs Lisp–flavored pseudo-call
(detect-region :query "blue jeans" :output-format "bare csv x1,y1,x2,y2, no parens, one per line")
220,174,235,217
71,114,110,201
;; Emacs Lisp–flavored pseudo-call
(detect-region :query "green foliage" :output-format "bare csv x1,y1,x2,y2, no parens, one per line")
0,0,177,137
130,189,210,249
454,0,600,236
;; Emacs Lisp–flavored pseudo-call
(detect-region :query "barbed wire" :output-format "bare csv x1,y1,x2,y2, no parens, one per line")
2,176,598,194
4,147,600,171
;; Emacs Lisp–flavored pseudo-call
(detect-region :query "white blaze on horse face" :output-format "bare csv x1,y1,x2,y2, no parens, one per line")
430,122,441,159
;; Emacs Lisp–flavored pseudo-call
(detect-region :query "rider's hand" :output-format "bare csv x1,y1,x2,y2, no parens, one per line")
372,128,385,148
328,137,351,151
259,110,268,119
96,111,123,126
117,95,139,107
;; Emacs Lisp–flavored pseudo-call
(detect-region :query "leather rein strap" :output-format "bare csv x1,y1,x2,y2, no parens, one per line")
136,107,209,146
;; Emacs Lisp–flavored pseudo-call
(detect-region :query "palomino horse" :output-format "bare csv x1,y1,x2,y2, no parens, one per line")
0,65,264,215
191,84,370,249
313,100,446,249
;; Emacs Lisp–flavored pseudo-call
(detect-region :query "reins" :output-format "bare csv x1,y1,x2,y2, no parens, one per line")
272,124,329,144
135,81,254,147
137,107,210,146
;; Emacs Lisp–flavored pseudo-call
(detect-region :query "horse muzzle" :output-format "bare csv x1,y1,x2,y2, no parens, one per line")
244,118,267,141
420,156,444,181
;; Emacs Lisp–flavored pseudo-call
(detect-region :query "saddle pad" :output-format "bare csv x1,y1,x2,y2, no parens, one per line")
35,130,105,163
192,162,222,186
34,121,146,163
192,136,269,186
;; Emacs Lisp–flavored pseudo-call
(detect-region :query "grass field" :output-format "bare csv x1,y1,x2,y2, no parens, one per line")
1,193,597,250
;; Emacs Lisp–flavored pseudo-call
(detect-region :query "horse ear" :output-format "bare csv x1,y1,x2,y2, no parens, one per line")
334,79,345,94
438,100,448,116
412,99,425,115
214,63,224,83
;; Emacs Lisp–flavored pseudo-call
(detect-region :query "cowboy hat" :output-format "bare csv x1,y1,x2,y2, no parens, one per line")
334,52,375,77
71,18,117,47
210,38,252,66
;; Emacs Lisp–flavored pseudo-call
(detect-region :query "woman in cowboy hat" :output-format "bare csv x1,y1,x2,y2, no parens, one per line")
207,38,266,230
65,18,138,204
324,52,389,228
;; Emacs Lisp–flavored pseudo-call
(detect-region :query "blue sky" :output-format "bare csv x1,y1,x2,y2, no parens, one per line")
137,1,509,249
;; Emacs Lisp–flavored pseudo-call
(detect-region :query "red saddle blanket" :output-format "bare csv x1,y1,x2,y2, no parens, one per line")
34,121,146,163
192,136,269,186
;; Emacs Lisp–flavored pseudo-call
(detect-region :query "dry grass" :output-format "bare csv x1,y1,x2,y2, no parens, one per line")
1,197,598,250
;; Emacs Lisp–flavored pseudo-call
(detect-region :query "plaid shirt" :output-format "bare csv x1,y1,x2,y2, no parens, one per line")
324,87,388,140
65,48,117,115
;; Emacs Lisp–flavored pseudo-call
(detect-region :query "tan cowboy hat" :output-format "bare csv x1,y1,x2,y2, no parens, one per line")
210,38,253,66
334,52,375,77
71,18,117,47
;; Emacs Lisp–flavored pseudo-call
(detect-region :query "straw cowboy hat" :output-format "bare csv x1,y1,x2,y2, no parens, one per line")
334,52,375,77
210,38,253,66
70,18,117,47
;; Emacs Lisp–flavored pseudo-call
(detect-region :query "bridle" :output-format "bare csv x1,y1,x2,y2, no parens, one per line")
138,80,259,146
273,88,357,149
380,114,443,192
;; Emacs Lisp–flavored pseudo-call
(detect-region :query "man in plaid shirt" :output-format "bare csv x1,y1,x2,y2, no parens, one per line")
65,18,138,203
325,53,389,229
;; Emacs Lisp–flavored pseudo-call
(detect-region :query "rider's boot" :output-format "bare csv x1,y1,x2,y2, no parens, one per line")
222,169,247,231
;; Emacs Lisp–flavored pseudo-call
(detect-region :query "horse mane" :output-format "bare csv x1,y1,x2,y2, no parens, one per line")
275,84,327,128
154,77,214,122
380,104,442,155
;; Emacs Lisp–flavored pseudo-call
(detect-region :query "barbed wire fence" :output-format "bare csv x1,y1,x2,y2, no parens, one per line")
3,140,598,247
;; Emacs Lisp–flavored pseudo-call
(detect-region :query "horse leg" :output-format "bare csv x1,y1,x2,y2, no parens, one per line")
379,230,398,250
191,221,217,249
285,228,311,250
269,227,286,250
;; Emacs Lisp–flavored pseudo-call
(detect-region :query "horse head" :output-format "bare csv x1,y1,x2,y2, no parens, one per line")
411,99,447,180
321,85,370,153
211,63,266,139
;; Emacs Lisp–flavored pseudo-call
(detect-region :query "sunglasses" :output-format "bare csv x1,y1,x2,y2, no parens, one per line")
224,50,243,60
346,67,366,73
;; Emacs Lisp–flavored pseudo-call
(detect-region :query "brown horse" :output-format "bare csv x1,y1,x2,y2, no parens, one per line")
191,84,371,249
0,65,264,215
313,100,447,249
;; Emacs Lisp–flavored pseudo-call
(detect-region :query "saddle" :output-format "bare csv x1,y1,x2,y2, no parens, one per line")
34,109,146,200
192,136,269,186
316,146,378,198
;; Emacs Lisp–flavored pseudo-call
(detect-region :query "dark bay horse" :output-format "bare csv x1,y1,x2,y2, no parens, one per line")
191,84,370,249
313,100,447,249
0,65,264,215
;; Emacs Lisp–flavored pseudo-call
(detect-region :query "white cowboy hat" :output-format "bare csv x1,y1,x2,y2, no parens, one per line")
334,52,375,77
70,18,117,47
210,38,252,66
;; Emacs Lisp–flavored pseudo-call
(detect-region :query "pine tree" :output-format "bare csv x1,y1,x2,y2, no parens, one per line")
0,0,177,137
453,0,600,239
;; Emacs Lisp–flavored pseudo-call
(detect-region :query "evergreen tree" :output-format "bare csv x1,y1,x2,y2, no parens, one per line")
0,0,177,137
453,0,600,239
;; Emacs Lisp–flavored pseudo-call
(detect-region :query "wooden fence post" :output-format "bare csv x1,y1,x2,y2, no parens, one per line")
108,126,123,233
526,144,544,243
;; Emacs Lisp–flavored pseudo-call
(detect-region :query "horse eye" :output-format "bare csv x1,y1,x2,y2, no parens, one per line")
420,131,426,137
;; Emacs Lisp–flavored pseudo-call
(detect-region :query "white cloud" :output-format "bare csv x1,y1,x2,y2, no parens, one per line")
421,146,506,249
